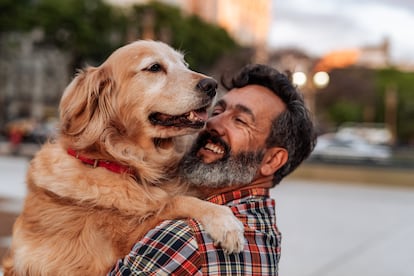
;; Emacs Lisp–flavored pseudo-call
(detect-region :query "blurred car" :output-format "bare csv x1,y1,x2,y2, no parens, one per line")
5,118,58,144
311,134,392,164
28,119,58,143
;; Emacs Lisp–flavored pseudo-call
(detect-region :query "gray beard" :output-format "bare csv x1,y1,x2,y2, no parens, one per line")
179,150,265,188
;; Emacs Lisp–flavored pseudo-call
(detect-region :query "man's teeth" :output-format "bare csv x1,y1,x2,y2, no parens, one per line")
205,143,224,154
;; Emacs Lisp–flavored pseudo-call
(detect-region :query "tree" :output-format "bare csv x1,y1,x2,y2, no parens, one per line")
1,0,128,70
0,0,34,31
130,1,239,71
33,0,128,69
316,67,376,131
375,68,414,144
315,66,414,144
1,0,239,72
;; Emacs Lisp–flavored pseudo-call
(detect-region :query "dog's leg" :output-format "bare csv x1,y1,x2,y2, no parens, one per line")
31,163,245,253
2,253,16,276
160,196,245,253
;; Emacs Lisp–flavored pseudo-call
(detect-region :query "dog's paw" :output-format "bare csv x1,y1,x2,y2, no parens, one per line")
199,205,245,254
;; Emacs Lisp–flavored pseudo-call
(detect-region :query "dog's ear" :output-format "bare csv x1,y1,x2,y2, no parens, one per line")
60,66,117,146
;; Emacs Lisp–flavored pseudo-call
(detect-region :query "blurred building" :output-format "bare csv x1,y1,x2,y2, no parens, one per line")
106,0,271,62
314,38,391,72
183,1,270,45
0,30,70,130
358,38,390,68
268,48,315,74
269,38,392,75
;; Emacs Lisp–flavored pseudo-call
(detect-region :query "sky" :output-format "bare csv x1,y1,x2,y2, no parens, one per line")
268,0,414,64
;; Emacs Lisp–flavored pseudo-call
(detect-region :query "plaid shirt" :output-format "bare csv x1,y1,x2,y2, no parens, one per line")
109,188,281,275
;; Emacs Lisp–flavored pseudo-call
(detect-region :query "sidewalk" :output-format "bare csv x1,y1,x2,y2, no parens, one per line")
292,161,414,187
272,178,414,276
0,141,40,158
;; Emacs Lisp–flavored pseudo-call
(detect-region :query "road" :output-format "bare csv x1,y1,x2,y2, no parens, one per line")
1,156,414,275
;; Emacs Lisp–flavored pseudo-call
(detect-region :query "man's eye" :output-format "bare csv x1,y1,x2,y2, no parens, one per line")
235,118,247,124
211,109,222,116
146,63,162,72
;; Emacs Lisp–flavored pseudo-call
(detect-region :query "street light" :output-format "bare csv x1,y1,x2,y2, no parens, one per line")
313,71,330,89
292,71,307,87
292,71,329,113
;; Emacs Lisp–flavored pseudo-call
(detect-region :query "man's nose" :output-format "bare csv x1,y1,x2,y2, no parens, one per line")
206,114,225,136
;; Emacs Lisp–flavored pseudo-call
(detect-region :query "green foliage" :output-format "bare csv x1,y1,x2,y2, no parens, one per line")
34,0,128,67
0,0,238,71
0,0,36,31
0,0,128,68
316,67,375,130
317,67,414,144
375,68,414,144
327,101,363,124
131,1,238,70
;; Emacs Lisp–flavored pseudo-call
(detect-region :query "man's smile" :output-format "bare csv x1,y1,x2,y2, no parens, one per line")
195,134,230,163
198,143,225,163
204,141,225,154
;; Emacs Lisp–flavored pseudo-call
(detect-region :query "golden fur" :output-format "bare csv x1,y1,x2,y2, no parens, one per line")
2,40,244,275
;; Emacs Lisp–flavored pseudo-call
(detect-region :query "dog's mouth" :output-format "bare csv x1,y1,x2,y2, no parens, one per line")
149,106,208,129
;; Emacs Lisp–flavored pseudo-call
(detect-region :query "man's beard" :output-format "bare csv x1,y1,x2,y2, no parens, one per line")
179,132,265,188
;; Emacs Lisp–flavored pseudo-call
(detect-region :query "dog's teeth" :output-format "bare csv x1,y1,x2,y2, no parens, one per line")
187,111,197,122
190,111,195,121
187,110,205,122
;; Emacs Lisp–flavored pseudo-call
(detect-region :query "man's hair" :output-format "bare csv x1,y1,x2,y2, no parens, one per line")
221,64,316,186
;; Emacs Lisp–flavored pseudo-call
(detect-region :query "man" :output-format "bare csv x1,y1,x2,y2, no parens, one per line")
110,64,316,275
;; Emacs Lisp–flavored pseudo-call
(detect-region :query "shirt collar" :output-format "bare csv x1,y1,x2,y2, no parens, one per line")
206,188,270,205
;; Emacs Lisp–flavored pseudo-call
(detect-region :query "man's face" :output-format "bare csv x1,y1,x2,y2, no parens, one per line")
180,84,286,188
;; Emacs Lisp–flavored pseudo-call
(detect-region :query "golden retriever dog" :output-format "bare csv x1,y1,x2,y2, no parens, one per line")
2,40,244,276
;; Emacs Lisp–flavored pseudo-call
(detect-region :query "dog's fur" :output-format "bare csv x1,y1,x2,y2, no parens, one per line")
2,40,244,275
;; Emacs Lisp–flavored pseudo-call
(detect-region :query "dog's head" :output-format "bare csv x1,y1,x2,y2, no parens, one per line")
59,40,216,162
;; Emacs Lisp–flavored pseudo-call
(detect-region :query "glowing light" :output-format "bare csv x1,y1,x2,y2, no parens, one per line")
313,71,330,88
292,71,307,87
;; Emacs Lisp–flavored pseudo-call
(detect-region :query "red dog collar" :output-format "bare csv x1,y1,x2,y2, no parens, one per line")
67,148,134,175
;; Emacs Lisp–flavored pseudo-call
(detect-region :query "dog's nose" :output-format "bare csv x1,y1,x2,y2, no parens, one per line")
197,78,217,98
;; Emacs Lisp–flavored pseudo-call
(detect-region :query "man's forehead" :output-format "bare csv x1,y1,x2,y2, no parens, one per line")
220,85,286,118
215,98,255,119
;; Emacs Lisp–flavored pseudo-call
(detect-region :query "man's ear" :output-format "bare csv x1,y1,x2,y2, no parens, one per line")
260,147,288,176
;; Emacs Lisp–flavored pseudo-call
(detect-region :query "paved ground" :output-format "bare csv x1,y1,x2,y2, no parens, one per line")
1,155,414,275
272,180,414,276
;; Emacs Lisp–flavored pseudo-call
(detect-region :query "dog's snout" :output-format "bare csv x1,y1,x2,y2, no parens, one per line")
197,78,217,98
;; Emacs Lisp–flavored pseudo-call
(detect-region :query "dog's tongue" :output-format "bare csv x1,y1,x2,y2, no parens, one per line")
191,110,208,122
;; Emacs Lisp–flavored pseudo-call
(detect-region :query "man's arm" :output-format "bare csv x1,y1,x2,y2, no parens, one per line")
108,220,202,276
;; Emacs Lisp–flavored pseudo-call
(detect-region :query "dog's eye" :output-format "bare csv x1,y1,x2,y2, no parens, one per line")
147,63,162,72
